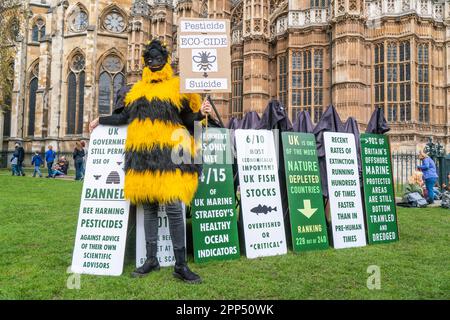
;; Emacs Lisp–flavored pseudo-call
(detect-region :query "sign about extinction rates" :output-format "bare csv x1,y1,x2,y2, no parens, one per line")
235,129,287,259
282,132,329,252
324,132,367,249
71,125,130,276
191,128,240,263
360,133,399,244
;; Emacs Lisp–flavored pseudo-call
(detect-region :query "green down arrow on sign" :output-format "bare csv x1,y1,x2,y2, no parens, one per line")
281,132,329,252
298,200,318,219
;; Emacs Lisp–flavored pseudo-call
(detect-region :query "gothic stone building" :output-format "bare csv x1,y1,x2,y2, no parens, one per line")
1,0,450,160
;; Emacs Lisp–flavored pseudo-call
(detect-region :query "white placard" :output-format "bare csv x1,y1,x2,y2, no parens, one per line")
235,129,287,259
324,132,367,249
179,35,228,48
179,18,231,93
185,78,228,91
71,125,130,276
136,204,186,268
180,20,227,33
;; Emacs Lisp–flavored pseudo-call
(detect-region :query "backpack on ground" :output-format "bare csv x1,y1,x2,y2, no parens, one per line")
400,192,428,208
441,191,450,209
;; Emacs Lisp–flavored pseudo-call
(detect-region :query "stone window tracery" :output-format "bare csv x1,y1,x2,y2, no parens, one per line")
374,43,384,110
27,62,39,137
278,54,288,109
291,49,323,123
402,0,410,12
398,41,411,122
337,0,345,14
434,4,443,20
232,64,243,118
98,55,126,116
417,44,429,123
310,0,326,8
103,9,126,33
420,0,428,15
31,18,45,42
69,7,88,33
387,0,394,13
374,41,411,122
67,53,86,135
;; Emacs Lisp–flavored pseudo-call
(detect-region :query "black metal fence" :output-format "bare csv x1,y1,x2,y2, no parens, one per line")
391,152,420,196
392,151,450,197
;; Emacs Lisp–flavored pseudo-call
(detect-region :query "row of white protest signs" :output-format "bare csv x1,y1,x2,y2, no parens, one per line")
71,126,399,276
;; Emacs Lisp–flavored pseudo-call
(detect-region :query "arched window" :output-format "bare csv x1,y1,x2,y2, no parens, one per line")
69,6,89,33
98,55,125,115
417,43,429,123
28,63,39,136
67,53,86,135
31,18,46,42
102,7,127,33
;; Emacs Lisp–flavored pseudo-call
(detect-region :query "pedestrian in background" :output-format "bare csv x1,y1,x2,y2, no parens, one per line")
45,145,56,178
80,140,88,180
10,153,19,176
73,141,85,181
31,151,43,178
417,150,439,204
15,142,25,176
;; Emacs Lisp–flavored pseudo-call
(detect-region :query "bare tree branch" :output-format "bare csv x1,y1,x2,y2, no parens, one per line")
0,0,24,110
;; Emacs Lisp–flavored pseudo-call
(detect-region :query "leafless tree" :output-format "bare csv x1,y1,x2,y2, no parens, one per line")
0,0,25,110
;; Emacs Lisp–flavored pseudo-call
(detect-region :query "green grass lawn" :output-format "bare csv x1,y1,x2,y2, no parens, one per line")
0,170,449,300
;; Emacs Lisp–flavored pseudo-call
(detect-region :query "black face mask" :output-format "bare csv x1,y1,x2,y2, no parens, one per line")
145,48,167,72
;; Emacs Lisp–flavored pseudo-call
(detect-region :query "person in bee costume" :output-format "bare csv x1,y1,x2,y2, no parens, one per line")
90,39,211,284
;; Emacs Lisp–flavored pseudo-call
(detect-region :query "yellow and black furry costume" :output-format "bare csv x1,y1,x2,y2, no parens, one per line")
99,48,203,205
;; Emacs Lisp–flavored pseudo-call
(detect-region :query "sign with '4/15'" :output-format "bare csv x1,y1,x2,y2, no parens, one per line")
191,128,240,263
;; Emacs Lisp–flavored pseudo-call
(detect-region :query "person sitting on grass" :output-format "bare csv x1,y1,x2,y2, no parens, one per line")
31,151,43,178
403,171,424,197
441,173,450,192
51,156,69,178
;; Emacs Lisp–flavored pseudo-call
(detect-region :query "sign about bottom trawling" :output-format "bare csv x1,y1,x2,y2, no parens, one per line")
71,125,130,276
136,205,186,267
360,133,399,244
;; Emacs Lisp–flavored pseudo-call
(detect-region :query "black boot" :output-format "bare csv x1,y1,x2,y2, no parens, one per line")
173,248,201,284
131,243,160,278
